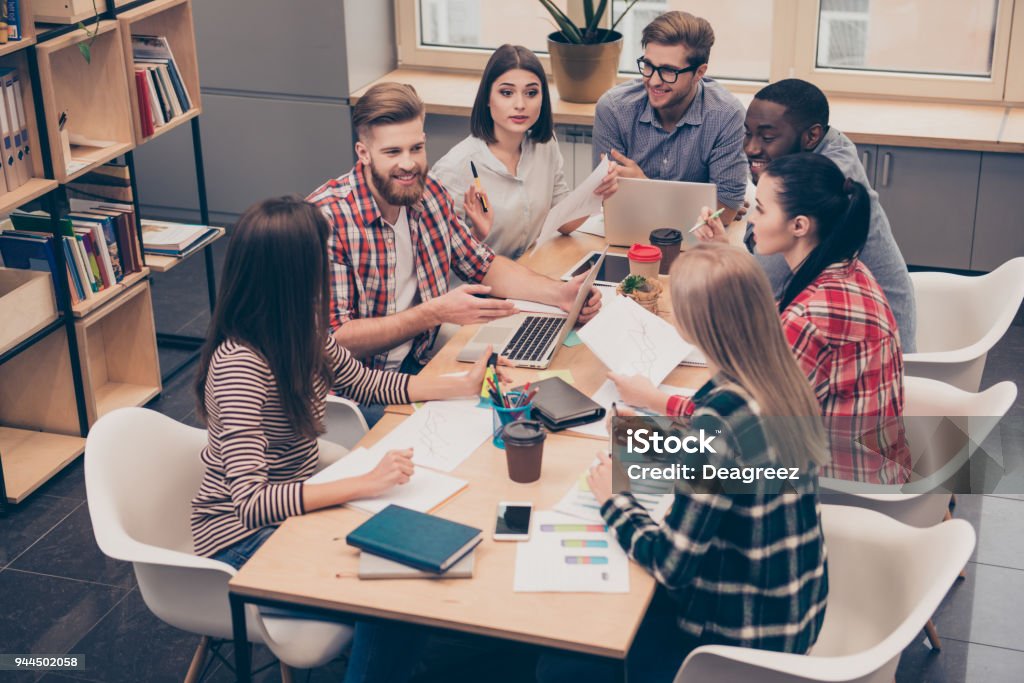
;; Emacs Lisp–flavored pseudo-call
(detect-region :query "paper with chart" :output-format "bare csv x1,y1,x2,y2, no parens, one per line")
577,295,694,384
569,380,697,439
369,401,492,472
306,447,468,514
533,161,608,249
514,511,629,593
553,459,673,525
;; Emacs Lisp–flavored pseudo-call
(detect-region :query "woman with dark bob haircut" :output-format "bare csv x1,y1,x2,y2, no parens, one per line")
432,44,617,259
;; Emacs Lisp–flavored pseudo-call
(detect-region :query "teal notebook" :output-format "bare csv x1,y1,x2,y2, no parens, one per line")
346,505,482,574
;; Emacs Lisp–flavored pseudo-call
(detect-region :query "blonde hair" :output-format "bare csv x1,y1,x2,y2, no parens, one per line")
670,243,827,468
642,11,715,66
352,82,424,140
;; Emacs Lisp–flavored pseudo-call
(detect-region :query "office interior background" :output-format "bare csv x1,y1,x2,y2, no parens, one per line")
1,0,1023,681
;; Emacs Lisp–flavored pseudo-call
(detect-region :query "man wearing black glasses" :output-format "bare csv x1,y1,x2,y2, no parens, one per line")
592,11,746,225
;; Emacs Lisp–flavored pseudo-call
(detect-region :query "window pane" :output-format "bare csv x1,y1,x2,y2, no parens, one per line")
613,1,773,81
816,0,999,77
419,0,568,54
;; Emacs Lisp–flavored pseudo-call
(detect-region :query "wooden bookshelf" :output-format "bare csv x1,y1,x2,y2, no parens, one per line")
69,267,149,317
0,325,82,436
119,0,200,143
35,20,135,183
33,0,109,25
0,0,38,58
0,48,59,211
1,427,84,503
74,277,160,425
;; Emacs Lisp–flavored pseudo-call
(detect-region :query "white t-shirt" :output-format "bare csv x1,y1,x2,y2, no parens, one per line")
430,135,571,260
385,208,418,371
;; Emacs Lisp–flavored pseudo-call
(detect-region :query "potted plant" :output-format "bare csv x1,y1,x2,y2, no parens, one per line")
540,0,641,104
616,274,663,313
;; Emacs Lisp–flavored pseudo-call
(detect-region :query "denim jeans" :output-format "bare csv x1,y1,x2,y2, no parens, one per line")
211,526,320,621
342,621,430,683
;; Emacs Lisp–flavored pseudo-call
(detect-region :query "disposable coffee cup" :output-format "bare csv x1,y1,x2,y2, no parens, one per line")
627,243,661,279
649,228,683,274
501,420,546,483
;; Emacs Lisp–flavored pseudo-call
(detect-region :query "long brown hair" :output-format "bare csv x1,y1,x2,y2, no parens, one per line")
471,44,553,144
195,196,333,439
670,243,827,468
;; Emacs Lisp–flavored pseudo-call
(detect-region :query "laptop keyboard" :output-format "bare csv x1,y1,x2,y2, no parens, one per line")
502,316,565,362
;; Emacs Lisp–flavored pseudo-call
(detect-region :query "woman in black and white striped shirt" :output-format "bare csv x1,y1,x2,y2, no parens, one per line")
190,196,495,565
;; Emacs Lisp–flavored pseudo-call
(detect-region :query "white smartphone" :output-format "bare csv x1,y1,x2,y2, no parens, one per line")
494,501,533,541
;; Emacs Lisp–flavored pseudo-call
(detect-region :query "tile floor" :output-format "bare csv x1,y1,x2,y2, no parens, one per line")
2,243,1023,682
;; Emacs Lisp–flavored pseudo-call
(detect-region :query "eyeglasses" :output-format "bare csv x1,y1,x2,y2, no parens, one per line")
636,57,699,84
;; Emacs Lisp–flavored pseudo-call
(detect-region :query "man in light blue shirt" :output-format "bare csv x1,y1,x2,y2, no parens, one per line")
742,79,916,352
592,10,747,223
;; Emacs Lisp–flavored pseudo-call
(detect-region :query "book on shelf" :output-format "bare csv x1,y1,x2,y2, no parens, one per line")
132,35,192,136
141,220,218,258
4,1,22,42
66,163,134,204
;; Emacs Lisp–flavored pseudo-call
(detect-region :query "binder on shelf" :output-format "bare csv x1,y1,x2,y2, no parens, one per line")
1,71,28,186
0,81,17,191
11,72,34,180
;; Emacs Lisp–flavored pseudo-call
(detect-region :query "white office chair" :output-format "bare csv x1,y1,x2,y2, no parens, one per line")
673,505,976,683
819,377,1015,649
905,257,1024,392
85,408,354,682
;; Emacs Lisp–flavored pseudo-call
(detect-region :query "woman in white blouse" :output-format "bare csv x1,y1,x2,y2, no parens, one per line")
432,44,618,260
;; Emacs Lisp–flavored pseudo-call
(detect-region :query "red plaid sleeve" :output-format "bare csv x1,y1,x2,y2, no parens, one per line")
782,311,833,405
431,178,495,283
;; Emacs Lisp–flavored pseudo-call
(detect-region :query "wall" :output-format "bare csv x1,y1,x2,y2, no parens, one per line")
133,0,396,225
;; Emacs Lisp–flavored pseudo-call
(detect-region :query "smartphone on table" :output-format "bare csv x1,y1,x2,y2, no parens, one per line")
494,501,533,541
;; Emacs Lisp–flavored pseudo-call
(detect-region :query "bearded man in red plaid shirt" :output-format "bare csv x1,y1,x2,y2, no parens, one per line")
308,82,601,380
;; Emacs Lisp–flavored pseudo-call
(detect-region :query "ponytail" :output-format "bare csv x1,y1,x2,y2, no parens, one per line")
768,154,871,311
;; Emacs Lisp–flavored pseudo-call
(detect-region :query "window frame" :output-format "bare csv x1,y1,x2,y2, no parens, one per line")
396,0,1020,103
790,0,1016,102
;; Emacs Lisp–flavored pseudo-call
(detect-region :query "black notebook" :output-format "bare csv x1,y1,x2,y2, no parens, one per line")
517,376,606,431
346,505,482,574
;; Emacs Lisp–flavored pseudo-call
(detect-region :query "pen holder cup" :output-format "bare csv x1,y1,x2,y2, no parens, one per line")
491,391,533,449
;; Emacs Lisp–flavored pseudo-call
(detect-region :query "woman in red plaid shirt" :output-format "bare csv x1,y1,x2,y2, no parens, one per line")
616,153,909,484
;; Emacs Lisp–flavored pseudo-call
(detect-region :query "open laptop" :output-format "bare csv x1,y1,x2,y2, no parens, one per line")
603,177,717,247
457,248,607,369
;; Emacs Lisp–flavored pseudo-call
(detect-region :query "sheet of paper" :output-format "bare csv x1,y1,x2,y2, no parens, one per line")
368,401,492,472
577,213,605,237
306,447,468,514
577,295,694,384
514,511,629,593
553,461,673,524
569,380,697,439
533,161,608,249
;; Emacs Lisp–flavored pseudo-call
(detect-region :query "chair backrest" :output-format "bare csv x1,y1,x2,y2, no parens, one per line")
675,506,976,683
811,506,974,657
910,257,1024,355
902,377,1017,489
85,407,208,558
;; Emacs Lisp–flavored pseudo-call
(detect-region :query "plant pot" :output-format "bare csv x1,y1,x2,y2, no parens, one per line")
547,30,623,104
617,278,663,314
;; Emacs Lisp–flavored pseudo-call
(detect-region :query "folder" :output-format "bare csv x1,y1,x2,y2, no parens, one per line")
0,75,17,190
1,72,27,187
11,73,34,179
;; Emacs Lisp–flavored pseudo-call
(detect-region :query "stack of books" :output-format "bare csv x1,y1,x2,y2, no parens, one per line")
0,202,144,306
132,35,193,137
0,67,34,193
141,220,218,259
347,505,482,580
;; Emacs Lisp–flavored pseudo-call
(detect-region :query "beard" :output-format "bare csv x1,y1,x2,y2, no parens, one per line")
369,161,426,207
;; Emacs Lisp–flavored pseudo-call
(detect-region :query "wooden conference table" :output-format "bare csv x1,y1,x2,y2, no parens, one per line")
227,232,711,680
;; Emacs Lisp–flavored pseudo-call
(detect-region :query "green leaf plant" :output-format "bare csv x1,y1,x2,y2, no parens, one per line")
539,0,643,44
